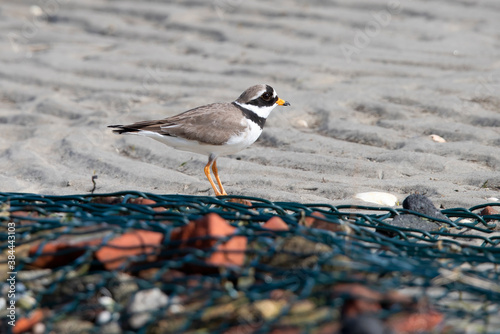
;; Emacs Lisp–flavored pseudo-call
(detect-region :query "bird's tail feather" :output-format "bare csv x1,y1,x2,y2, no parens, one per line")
107,125,140,135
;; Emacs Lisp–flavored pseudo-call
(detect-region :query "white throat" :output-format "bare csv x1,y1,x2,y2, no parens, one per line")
234,101,277,119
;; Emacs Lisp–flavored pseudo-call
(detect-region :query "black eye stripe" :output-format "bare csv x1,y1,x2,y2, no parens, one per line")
247,95,278,107
262,93,272,101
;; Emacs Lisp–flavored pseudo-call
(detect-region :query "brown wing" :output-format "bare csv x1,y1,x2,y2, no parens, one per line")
160,103,247,145
109,103,246,145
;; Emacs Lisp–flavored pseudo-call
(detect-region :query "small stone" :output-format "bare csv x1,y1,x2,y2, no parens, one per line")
402,194,449,221
269,289,290,301
13,309,44,334
262,235,331,268
333,283,383,315
168,296,184,314
91,196,122,204
98,296,115,309
253,299,286,320
381,215,441,237
388,310,443,333
341,315,390,334
107,272,139,305
29,234,103,268
127,288,169,329
171,213,247,267
262,217,290,231
96,310,112,325
18,294,37,310
128,197,166,212
99,320,122,334
95,230,164,270
11,210,39,219
305,211,345,233
479,206,499,216
304,211,326,227
227,198,253,206
290,300,315,314
32,323,46,334
379,194,450,237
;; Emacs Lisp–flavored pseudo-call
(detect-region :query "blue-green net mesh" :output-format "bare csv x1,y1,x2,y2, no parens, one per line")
1,191,499,333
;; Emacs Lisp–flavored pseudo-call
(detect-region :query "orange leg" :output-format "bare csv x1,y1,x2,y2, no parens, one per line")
204,160,222,196
212,159,227,196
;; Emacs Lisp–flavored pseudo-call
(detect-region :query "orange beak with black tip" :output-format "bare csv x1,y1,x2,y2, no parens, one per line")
276,98,291,106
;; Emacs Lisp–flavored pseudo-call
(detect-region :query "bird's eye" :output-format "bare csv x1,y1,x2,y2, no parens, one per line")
261,92,272,101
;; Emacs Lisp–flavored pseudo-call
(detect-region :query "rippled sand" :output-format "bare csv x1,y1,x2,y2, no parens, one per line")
1,0,499,207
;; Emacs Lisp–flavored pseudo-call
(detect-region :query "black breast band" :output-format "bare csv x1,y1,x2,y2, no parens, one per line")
232,102,266,129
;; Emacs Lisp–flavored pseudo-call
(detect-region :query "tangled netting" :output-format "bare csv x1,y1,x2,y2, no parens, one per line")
1,191,500,334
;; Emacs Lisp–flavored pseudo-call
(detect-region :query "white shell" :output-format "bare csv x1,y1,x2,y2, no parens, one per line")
355,192,398,206
429,134,446,143
30,6,44,17
486,197,499,202
293,119,309,128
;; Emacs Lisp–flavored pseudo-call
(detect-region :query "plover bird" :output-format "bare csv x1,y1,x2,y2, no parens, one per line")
109,84,290,196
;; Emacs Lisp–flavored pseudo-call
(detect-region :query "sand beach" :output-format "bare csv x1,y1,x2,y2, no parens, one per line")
1,0,499,208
